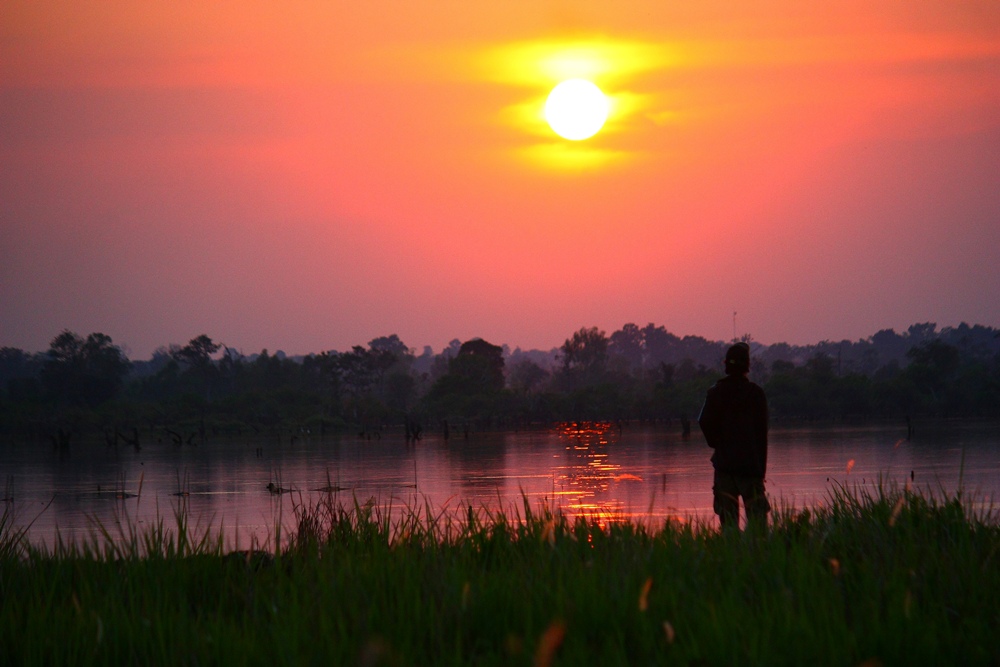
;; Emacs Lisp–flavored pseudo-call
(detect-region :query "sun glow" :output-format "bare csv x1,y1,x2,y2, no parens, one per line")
476,37,677,168
544,79,609,140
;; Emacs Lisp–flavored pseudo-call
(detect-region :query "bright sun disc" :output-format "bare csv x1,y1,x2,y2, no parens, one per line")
544,78,609,141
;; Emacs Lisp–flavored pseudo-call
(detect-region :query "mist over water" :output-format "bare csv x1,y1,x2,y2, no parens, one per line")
4,422,998,550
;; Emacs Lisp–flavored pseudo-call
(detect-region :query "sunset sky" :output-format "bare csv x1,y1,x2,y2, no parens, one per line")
3,1,999,358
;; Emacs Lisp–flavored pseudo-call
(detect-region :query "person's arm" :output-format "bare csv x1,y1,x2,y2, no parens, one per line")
756,387,769,474
698,388,720,448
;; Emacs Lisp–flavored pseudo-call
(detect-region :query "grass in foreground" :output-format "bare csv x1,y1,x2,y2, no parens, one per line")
1,483,998,666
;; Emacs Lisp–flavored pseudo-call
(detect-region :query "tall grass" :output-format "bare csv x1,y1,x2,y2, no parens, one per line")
1,482,998,665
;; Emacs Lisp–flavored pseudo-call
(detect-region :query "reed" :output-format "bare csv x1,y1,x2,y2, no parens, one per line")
1,482,997,665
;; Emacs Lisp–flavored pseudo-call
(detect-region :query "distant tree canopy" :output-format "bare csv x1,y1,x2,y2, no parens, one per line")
39,331,130,407
455,338,505,392
422,338,506,422
558,327,610,391
171,334,221,369
2,322,999,440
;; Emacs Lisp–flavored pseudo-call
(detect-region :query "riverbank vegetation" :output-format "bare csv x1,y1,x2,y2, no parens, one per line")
2,322,998,445
1,482,997,665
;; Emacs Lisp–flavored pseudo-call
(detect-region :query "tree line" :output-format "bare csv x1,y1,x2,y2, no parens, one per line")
1,322,998,446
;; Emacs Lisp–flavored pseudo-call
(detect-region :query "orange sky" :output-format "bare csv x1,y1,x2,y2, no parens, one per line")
3,1,1000,356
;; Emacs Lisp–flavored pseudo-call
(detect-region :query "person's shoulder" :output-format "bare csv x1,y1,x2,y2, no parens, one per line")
726,375,764,396
705,378,726,396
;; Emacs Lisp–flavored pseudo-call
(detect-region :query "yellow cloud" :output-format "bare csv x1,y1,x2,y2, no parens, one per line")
479,36,678,88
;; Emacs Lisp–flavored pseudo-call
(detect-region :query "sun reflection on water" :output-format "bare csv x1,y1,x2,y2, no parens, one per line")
549,421,645,519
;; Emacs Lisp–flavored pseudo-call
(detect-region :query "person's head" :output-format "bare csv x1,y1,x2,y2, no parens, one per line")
725,342,751,376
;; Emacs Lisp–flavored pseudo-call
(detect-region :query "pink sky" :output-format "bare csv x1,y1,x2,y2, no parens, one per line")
3,1,999,357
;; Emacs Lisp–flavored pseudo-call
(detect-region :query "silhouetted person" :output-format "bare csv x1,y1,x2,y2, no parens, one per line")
698,342,770,529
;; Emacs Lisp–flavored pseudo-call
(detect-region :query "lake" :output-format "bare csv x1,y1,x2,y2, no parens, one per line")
3,420,998,550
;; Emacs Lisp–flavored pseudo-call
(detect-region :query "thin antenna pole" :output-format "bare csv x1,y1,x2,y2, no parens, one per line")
732,311,737,343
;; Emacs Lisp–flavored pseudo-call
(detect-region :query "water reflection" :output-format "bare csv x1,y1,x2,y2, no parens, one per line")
3,421,999,549
552,421,633,514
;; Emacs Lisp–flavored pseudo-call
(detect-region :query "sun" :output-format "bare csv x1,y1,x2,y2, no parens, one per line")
544,78,609,141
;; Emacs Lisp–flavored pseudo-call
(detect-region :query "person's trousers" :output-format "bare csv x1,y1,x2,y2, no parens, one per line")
713,470,770,528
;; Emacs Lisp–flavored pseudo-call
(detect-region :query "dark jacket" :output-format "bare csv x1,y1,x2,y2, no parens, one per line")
698,375,768,478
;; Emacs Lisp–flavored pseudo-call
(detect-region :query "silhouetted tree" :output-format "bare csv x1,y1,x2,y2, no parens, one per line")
558,327,609,391
903,340,960,413
641,324,681,368
0,347,43,402
508,359,549,394
170,334,222,399
422,338,506,424
456,339,505,391
336,346,381,398
609,323,644,371
369,334,410,358
40,331,130,406
172,334,221,368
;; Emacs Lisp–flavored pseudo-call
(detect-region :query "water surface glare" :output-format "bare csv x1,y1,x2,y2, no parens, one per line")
4,422,998,549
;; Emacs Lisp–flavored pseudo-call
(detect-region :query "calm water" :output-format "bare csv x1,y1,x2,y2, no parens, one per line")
3,421,999,549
